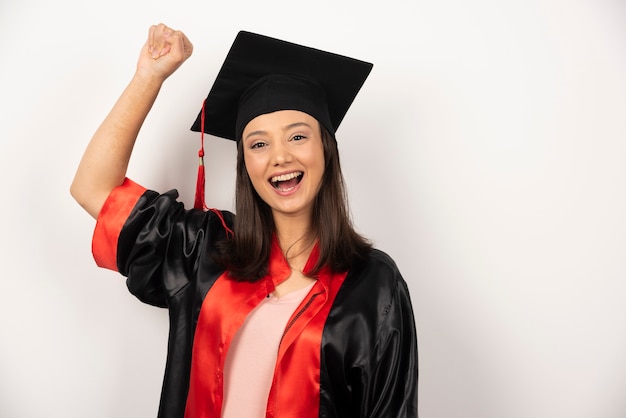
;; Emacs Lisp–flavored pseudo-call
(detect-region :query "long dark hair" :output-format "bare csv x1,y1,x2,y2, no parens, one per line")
217,125,371,281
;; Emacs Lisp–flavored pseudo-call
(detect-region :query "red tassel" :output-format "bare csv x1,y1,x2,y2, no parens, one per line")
194,100,208,211
194,152,207,210
192,100,233,235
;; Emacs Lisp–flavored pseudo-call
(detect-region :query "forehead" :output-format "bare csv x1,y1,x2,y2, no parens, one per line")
243,110,320,134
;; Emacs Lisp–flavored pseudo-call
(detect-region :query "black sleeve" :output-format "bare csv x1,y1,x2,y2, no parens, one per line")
365,275,419,417
116,188,233,308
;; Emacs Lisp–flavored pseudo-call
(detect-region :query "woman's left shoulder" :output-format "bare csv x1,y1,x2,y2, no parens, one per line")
332,249,412,324
365,248,400,271
344,248,406,292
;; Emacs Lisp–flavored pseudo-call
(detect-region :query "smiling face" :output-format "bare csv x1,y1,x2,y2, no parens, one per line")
242,110,325,223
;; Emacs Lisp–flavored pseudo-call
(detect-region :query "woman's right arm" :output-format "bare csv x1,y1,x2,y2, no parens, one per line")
70,23,193,219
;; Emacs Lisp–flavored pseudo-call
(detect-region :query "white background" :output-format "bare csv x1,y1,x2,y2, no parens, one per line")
1,0,625,417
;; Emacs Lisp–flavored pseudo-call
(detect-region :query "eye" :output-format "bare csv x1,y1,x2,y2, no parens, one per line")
291,134,306,142
250,141,267,149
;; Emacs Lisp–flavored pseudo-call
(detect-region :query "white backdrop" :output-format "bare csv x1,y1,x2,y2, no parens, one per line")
1,0,625,417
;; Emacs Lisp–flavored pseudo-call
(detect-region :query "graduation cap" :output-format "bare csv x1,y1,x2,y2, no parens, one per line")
190,30,373,209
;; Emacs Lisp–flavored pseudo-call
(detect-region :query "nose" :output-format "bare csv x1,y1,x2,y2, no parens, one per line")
271,140,292,166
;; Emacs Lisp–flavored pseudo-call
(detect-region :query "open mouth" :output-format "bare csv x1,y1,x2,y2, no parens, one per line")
270,171,303,191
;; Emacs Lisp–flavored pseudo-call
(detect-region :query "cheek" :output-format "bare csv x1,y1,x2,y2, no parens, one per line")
309,146,326,179
243,154,256,176
243,156,266,188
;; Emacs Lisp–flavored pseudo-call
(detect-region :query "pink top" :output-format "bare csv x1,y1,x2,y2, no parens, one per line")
221,281,316,417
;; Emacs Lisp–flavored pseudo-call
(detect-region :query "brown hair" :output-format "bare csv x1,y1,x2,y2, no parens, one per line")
217,126,371,281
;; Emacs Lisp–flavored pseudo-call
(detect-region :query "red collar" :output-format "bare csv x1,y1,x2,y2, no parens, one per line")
268,236,330,289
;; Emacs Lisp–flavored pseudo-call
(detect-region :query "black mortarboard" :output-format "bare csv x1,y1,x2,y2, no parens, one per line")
190,31,373,141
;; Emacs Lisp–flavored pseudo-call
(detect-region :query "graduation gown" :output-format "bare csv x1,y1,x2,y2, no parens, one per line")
93,178,418,418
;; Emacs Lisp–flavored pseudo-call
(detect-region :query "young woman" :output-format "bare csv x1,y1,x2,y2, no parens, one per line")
71,23,418,418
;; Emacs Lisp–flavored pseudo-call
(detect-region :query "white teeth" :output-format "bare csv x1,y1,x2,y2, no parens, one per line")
271,172,302,183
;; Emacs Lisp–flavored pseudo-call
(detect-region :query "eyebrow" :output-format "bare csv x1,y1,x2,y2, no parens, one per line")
285,122,313,130
243,122,314,142
244,130,267,141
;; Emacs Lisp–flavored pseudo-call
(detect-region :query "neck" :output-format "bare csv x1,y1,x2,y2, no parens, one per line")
273,212,317,271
